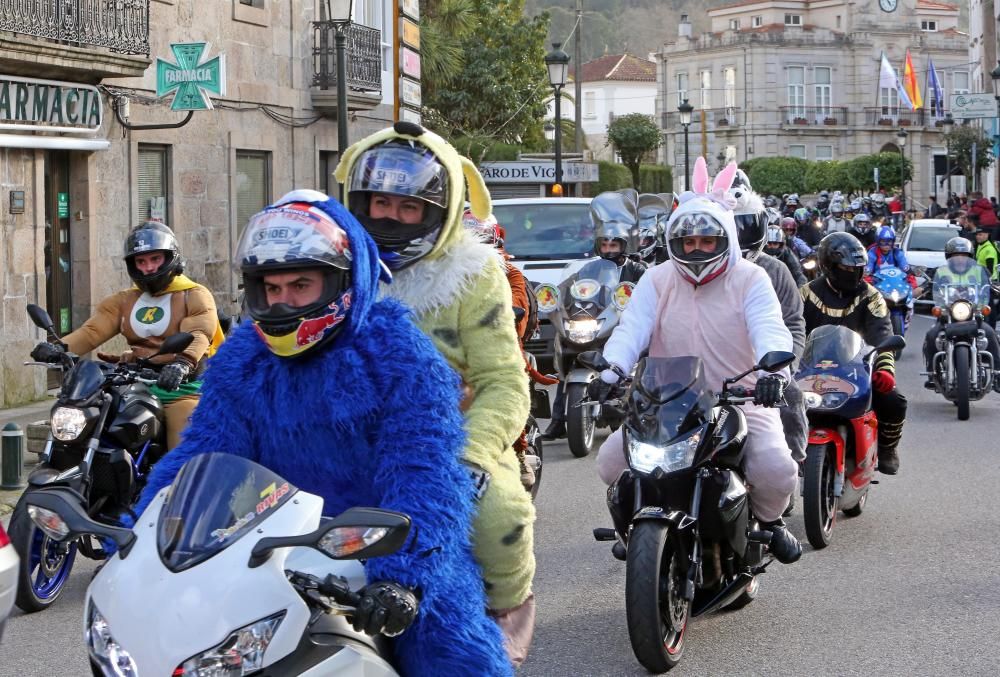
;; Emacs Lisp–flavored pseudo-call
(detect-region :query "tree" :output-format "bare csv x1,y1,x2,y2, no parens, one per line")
421,0,551,150
605,113,661,189
845,153,912,193
804,161,844,194
945,124,995,190
420,0,477,87
742,157,809,196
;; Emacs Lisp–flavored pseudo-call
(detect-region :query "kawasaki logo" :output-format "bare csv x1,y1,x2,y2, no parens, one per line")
136,307,164,324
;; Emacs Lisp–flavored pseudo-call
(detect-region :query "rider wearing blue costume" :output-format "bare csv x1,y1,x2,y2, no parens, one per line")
131,191,513,677
865,226,912,279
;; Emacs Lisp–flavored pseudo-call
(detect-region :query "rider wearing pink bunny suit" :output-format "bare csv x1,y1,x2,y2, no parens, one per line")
592,159,802,563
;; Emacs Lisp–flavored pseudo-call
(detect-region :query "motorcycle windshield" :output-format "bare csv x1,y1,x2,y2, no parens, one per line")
62,360,105,403
157,453,299,573
590,191,639,249
798,325,865,371
932,259,991,307
632,357,713,443
558,259,618,313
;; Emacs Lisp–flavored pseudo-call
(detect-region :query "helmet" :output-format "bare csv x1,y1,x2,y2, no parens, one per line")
876,225,896,246
734,209,767,261
872,193,886,206
764,195,779,209
765,207,782,226
591,190,638,260
462,210,504,249
637,193,673,261
850,199,862,212
830,203,844,216
944,236,974,259
786,193,800,205
793,207,811,226
819,190,830,198
764,225,785,254
123,221,184,295
780,216,798,235
346,139,449,270
236,202,353,358
851,213,872,232
817,232,868,294
667,210,730,285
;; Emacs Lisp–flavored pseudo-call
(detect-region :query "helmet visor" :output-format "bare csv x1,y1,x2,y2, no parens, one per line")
235,203,352,274
348,143,448,209
668,212,728,261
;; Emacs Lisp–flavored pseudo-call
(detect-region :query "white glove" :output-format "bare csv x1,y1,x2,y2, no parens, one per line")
600,368,621,385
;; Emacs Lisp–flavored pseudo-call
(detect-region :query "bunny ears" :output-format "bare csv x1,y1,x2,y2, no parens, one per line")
678,157,740,211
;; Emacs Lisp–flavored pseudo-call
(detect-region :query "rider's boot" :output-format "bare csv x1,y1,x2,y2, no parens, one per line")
760,518,802,564
541,418,566,440
877,446,900,475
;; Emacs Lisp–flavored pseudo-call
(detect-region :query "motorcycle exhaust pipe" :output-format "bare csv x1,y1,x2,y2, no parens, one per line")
691,571,755,618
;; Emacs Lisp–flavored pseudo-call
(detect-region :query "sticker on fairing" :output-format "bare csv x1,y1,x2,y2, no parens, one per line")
535,284,560,313
612,282,635,312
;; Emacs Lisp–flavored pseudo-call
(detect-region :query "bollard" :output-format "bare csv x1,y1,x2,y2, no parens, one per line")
1,422,26,489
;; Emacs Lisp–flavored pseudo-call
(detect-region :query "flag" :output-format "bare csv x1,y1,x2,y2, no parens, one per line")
903,50,923,110
878,52,913,111
927,57,944,117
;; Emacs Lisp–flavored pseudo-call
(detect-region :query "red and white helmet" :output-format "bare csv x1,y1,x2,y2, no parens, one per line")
462,209,504,248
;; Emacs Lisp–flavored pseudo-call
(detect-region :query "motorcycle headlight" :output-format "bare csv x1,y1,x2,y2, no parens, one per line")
802,392,824,410
174,612,285,676
627,429,702,475
88,602,138,677
566,318,603,344
802,260,817,270
890,290,901,303
51,406,88,441
951,301,973,322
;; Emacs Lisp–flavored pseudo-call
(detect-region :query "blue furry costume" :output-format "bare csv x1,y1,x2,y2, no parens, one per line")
133,193,513,677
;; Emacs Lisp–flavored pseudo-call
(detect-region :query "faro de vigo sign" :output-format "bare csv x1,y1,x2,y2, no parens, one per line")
0,75,103,133
156,42,227,111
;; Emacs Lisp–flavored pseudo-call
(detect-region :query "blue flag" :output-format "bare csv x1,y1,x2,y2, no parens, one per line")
927,57,944,118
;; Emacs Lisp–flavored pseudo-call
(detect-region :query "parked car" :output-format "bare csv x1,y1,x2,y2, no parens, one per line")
0,521,17,642
493,197,595,369
900,219,961,307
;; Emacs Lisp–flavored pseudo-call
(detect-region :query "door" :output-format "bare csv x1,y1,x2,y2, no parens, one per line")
44,151,72,387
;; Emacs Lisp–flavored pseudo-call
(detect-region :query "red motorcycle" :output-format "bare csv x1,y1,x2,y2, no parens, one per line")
794,326,904,549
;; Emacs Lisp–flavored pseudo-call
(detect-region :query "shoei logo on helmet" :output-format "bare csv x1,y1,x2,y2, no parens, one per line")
372,168,411,185
295,291,351,347
133,239,151,252
135,306,165,325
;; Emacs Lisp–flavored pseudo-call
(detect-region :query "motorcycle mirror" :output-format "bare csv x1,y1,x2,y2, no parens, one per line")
155,332,195,357
25,487,136,557
755,351,796,373
576,351,609,372
27,304,57,336
877,335,906,352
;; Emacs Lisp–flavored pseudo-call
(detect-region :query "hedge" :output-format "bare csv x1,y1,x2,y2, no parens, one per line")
588,162,673,195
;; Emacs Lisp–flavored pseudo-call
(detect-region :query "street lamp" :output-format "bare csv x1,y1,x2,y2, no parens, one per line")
990,61,1000,199
942,113,955,202
678,98,694,191
716,150,726,172
896,127,908,216
326,0,354,200
545,42,570,196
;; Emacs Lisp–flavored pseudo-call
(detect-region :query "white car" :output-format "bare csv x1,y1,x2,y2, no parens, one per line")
900,219,962,307
0,521,17,642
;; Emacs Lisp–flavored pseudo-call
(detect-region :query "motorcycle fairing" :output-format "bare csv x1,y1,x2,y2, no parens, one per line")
708,405,748,470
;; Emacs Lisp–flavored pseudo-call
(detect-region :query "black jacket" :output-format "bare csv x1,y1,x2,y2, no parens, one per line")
772,247,807,287
800,277,895,374
617,257,648,284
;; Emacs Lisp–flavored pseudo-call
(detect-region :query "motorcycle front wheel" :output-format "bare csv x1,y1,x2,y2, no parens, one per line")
803,443,838,549
566,382,596,458
954,345,970,421
524,416,543,500
8,498,78,613
890,313,905,358
625,521,689,673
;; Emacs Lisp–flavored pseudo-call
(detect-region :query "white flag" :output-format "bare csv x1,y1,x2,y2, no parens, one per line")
878,52,913,110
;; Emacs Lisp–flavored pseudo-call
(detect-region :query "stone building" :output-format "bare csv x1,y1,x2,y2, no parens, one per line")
0,0,407,406
655,0,967,198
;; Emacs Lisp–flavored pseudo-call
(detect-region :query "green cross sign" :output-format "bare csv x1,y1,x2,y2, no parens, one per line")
155,42,226,111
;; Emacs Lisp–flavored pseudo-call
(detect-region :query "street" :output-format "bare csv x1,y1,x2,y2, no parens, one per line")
3,315,1000,675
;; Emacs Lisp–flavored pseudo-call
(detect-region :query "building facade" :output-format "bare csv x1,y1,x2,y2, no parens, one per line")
968,0,1000,197
0,0,409,406
656,0,967,198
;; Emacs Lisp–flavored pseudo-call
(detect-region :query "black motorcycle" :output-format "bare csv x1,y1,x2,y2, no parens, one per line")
584,349,795,673
8,304,192,612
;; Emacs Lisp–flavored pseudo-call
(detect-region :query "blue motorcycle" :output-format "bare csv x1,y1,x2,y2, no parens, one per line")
871,265,911,355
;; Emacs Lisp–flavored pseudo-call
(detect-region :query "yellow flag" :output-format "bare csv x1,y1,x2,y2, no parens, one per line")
903,50,923,110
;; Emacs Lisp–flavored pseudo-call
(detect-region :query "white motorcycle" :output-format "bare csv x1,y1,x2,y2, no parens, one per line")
24,453,412,676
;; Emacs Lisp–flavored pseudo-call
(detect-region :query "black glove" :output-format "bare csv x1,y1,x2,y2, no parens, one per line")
351,581,419,637
156,361,191,391
588,378,614,403
754,374,787,407
30,341,65,363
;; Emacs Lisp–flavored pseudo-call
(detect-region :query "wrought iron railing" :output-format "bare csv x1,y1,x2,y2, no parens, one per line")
312,21,382,93
864,107,952,127
0,0,149,56
780,106,849,125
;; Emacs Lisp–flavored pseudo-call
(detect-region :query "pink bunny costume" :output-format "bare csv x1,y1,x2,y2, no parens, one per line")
595,159,798,522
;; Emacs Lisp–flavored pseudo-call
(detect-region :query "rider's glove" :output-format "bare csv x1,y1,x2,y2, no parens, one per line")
351,581,419,637
588,369,620,402
872,369,895,394
30,341,65,363
156,360,191,391
754,374,787,407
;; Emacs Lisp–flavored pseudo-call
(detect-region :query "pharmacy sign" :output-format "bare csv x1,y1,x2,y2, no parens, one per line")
155,43,226,111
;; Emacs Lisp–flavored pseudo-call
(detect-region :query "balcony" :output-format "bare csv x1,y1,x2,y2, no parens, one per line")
0,0,151,81
864,108,942,127
780,106,849,126
311,21,383,115
661,106,742,129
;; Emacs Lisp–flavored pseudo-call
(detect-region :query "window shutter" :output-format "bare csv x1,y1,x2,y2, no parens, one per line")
137,146,167,222
236,153,270,235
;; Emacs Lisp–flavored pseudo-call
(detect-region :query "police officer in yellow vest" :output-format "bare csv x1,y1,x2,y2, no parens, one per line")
30,221,223,450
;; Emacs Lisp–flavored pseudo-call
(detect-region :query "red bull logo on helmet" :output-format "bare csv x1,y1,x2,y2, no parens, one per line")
295,291,352,347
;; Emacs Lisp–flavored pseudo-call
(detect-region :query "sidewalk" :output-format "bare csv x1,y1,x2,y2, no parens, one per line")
0,397,54,516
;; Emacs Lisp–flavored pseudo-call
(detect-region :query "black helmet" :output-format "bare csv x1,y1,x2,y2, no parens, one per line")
637,193,672,262
944,236,974,259
817,232,868,294
346,138,449,270
123,221,184,295
734,208,767,261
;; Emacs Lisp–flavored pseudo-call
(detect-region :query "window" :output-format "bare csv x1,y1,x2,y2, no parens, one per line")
236,151,271,235
729,18,739,30
786,66,805,117
784,14,801,26
137,144,169,223
676,72,688,107
752,15,763,27
700,71,712,108
816,145,834,161
953,71,970,94
788,144,806,159
723,67,736,109
880,87,899,116
836,15,841,29
921,20,937,31
233,0,267,25
319,151,339,196
814,67,832,116
583,91,596,118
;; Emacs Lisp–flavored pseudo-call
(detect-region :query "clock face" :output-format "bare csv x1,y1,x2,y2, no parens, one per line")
879,0,897,11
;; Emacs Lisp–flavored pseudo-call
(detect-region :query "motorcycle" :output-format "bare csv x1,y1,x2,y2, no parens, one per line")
795,326,905,549
800,253,819,281
926,258,995,421
536,258,635,458
871,265,913,351
9,304,193,612
23,453,412,675
584,348,796,673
